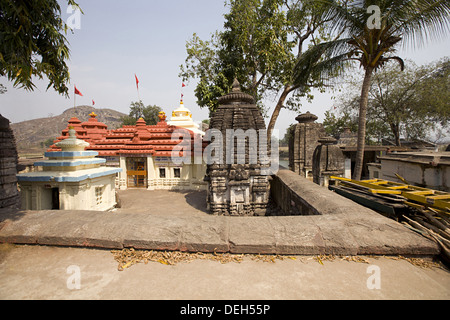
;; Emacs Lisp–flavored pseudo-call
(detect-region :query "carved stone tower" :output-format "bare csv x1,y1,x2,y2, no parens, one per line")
288,112,327,179
205,79,270,216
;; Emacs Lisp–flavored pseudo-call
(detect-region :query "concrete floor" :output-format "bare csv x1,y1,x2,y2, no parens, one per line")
0,244,449,300
115,189,208,216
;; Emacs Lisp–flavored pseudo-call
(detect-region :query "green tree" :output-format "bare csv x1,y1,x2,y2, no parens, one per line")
366,58,449,145
329,58,450,145
180,0,333,136
279,123,296,147
120,101,162,126
293,0,450,179
0,0,82,96
40,137,55,149
323,109,358,138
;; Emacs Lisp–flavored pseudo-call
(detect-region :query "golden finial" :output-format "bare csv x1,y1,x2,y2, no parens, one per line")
158,111,167,122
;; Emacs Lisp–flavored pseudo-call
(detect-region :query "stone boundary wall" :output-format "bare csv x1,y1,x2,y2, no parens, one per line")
270,169,371,216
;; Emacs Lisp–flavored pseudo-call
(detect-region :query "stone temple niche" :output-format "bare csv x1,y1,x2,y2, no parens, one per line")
289,112,327,179
206,79,270,216
312,136,345,187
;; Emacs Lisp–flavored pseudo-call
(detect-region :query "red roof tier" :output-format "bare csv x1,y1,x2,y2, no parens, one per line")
47,114,206,158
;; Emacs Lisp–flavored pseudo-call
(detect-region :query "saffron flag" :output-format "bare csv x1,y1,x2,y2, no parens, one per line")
92,99,95,106
182,82,186,87
135,74,139,89
74,86,83,96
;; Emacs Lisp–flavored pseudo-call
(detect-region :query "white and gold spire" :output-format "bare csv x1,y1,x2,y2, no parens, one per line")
168,100,205,136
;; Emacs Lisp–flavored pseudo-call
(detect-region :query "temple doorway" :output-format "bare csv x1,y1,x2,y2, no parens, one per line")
51,188,60,210
126,157,148,188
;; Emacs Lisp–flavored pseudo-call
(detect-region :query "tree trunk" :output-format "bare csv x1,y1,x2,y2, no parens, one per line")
389,122,401,146
353,67,374,181
394,124,401,146
267,85,292,140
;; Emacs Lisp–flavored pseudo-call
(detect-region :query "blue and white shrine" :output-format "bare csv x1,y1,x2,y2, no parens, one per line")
17,127,122,211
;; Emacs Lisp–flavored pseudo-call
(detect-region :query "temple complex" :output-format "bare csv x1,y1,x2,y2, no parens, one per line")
48,109,206,191
17,127,121,211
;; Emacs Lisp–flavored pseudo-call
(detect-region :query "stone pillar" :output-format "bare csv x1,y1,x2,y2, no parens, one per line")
0,114,20,210
344,158,352,179
119,156,127,190
147,156,155,190
289,112,327,180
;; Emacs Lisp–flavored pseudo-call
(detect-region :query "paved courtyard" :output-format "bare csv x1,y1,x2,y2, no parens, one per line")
114,189,208,217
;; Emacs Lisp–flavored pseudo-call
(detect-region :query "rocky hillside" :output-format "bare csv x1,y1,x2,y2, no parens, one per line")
11,106,126,155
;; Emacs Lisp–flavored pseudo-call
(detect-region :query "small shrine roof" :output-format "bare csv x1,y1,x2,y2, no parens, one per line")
48,114,204,157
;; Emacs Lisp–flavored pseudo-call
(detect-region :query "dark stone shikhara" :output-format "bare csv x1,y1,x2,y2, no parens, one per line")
205,79,270,216
288,111,327,179
288,111,345,186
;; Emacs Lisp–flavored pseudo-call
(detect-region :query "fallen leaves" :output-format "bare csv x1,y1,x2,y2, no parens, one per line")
385,255,442,269
111,248,298,271
110,248,443,271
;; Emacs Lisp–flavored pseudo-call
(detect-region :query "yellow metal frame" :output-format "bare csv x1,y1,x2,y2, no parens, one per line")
331,176,450,214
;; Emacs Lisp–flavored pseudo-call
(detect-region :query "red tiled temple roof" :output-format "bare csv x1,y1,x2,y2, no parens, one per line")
48,112,206,157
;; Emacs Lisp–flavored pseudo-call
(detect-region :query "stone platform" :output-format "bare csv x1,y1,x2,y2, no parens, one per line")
0,207,439,256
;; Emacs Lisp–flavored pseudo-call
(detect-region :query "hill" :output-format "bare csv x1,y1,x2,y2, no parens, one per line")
11,106,127,155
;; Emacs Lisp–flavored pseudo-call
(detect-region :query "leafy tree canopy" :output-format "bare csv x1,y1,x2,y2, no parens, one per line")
324,58,450,145
120,101,162,126
0,0,82,96
180,0,333,134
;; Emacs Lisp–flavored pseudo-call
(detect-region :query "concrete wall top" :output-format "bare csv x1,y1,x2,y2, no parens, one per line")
274,169,378,216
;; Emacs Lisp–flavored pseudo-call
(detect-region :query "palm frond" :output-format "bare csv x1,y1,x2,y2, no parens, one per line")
381,56,405,71
292,37,354,86
306,0,367,36
390,0,450,47
307,52,357,85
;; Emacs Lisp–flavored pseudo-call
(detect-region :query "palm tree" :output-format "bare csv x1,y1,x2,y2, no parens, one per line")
293,0,450,180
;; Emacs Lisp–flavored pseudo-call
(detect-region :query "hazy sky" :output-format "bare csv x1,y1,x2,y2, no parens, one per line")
1,0,449,137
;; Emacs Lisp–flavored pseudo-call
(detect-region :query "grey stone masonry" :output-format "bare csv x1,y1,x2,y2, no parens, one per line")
0,115,20,209
289,112,327,179
312,137,345,186
206,79,270,216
